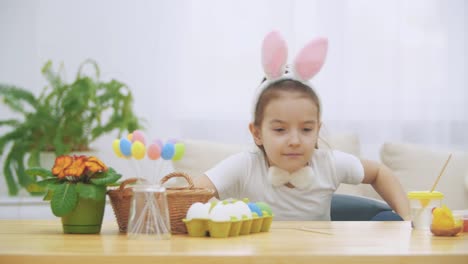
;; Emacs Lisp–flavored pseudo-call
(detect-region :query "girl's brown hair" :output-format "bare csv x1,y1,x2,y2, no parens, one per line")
253,79,321,127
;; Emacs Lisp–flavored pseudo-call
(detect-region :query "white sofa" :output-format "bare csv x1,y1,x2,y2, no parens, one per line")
172,135,468,210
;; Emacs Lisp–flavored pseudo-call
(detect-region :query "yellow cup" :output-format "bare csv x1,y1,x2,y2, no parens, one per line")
407,191,444,230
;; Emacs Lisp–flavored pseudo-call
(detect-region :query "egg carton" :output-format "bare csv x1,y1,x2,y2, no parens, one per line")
183,214,273,238
182,199,274,238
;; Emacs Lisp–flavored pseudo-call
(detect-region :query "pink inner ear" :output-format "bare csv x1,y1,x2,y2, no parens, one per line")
293,38,328,81
262,31,288,79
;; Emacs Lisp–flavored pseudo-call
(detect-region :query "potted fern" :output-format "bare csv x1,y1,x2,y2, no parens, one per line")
0,59,142,196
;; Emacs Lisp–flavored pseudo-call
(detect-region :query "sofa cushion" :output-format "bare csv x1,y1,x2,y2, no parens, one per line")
172,139,250,179
380,142,468,210
318,133,361,157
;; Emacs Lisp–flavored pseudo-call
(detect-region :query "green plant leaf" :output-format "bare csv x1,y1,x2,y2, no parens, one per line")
43,190,53,201
27,178,59,193
0,84,38,113
0,119,20,127
46,182,62,191
25,167,54,179
41,60,63,91
90,167,122,186
0,128,26,155
26,183,44,193
3,149,19,196
77,59,100,79
76,183,106,201
27,150,40,168
12,149,30,188
51,183,78,217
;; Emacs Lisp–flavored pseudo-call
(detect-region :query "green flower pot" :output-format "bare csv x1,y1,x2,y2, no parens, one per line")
61,186,106,234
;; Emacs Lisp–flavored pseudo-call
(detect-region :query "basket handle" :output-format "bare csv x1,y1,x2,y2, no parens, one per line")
113,178,149,198
118,177,150,191
118,178,137,191
160,172,194,190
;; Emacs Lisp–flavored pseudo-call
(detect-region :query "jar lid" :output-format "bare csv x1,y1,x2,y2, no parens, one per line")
132,184,166,193
407,191,444,199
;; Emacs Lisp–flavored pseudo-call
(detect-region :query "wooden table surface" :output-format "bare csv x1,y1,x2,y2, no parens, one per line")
0,220,467,264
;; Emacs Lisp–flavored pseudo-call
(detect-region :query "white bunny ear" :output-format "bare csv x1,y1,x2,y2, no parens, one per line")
262,31,288,79
292,37,328,81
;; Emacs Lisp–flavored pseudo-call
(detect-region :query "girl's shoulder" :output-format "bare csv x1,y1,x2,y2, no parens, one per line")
313,149,361,167
313,148,364,184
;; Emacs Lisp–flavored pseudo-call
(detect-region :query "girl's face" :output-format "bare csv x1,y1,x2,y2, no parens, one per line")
250,92,320,173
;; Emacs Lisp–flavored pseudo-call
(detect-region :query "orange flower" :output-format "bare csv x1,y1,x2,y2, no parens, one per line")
85,156,108,173
52,155,73,178
63,156,86,177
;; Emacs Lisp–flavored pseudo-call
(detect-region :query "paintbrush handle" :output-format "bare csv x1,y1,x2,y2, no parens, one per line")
430,153,452,192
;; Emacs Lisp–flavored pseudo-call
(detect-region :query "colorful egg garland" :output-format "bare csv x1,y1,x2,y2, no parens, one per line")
111,130,185,161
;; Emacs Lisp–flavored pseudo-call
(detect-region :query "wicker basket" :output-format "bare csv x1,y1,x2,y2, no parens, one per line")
107,178,140,233
161,172,215,234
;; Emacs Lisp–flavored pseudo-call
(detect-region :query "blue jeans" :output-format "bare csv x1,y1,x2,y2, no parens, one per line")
370,211,403,221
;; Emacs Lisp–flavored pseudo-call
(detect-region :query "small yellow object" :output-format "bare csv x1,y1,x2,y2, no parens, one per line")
432,205,455,229
431,205,463,236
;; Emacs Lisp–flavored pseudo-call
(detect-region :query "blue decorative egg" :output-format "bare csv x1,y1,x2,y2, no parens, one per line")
248,202,263,217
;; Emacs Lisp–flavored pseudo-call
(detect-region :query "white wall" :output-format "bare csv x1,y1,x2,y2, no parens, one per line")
0,0,467,218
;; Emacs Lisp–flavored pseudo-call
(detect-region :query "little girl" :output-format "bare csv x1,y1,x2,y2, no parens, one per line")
194,31,410,221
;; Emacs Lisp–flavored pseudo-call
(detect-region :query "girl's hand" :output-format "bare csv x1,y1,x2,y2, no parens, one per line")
193,175,220,199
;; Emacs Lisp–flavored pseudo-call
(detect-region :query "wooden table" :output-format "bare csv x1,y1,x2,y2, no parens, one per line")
0,220,467,264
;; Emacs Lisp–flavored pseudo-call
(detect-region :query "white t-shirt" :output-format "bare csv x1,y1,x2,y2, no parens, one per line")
205,148,364,221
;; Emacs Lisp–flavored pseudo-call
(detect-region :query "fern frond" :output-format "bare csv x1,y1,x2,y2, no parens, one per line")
0,84,38,113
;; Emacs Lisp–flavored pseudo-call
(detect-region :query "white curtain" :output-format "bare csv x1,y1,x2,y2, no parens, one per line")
0,0,466,163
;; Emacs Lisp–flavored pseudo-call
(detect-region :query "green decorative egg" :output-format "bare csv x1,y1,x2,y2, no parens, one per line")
256,202,273,216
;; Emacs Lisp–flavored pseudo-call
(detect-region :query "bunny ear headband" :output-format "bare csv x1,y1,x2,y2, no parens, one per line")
259,30,328,91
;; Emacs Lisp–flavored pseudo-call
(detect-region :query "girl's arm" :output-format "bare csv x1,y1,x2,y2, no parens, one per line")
361,159,411,220
193,175,220,199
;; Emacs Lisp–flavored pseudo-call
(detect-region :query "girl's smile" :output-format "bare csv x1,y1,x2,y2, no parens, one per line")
282,153,303,157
